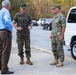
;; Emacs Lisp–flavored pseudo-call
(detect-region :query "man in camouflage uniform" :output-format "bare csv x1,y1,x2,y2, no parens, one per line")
50,5,66,67
12,3,33,65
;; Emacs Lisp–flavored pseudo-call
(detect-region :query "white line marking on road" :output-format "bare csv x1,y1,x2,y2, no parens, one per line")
31,45,76,63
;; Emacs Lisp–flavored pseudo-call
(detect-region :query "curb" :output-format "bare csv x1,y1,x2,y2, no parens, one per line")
31,45,76,63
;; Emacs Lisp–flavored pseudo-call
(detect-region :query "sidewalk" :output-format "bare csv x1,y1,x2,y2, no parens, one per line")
0,40,76,75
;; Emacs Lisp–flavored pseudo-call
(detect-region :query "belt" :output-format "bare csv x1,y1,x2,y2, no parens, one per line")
0,29,11,34
0,29,6,31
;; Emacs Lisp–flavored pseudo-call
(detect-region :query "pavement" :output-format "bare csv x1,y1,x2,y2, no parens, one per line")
0,40,76,75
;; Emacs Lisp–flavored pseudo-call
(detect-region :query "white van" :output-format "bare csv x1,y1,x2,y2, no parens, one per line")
64,6,76,60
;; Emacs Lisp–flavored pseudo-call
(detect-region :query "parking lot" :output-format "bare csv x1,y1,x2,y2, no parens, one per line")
11,26,76,75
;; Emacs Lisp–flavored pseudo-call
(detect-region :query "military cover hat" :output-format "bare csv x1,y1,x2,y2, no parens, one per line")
51,4,61,10
20,3,26,9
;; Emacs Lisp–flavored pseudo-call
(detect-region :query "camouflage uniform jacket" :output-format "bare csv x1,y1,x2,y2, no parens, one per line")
51,13,66,37
13,12,32,34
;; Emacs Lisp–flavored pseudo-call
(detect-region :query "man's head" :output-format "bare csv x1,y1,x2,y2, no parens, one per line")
20,3,26,14
51,5,61,14
2,0,10,10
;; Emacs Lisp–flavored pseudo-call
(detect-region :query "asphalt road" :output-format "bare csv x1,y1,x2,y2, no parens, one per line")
30,26,72,57
12,26,76,61
9,26,76,75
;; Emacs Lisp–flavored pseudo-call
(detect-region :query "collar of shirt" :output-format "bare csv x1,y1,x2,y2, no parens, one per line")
54,13,61,19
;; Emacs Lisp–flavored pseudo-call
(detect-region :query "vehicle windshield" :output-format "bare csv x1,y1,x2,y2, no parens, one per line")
67,8,76,23
40,18,46,21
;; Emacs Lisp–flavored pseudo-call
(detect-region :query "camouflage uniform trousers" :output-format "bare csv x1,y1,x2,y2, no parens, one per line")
16,30,31,58
51,36,64,62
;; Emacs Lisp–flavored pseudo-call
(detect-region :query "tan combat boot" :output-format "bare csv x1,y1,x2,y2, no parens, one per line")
20,58,24,65
26,58,33,65
56,61,63,67
50,59,58,65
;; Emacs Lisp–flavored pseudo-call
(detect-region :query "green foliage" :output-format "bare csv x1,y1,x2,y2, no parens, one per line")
0,0,76,20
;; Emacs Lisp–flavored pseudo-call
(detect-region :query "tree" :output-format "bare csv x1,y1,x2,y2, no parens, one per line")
0,0,76,19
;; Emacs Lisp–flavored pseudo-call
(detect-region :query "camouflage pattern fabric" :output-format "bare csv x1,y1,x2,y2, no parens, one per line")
51,13,66,62
13,12,32,58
